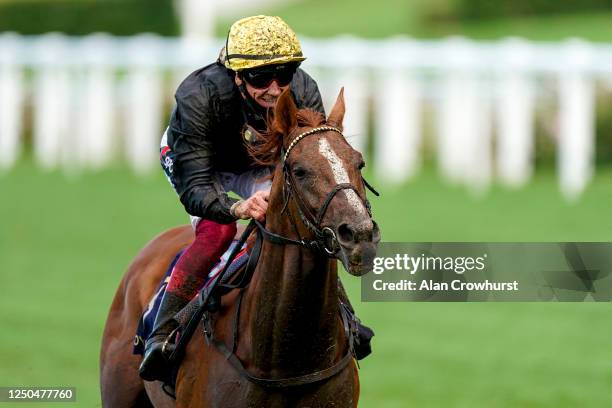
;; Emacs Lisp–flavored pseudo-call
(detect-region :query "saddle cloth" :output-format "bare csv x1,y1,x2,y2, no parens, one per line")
133,239,249,355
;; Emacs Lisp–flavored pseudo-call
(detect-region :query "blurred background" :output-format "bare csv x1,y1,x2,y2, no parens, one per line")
1,0,612,407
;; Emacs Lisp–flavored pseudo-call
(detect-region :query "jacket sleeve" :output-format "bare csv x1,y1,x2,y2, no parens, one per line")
167,82,238,224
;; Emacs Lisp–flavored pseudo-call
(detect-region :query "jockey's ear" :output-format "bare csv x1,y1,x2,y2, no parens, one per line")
327,87,345,131
274,88,298,136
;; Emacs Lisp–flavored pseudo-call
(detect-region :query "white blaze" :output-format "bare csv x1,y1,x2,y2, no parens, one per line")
318,138,367,216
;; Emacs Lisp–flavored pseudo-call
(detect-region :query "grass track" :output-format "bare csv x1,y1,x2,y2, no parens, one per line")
1,160,611,406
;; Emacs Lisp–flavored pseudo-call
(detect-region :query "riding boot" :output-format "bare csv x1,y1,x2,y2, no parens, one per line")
338,279,374,360
138,291,188,382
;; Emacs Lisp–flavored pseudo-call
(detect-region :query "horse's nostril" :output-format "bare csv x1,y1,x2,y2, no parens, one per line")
337,223,355,244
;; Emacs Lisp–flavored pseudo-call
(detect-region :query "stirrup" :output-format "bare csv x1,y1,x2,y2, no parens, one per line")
139,327,180,382
162,327,180,355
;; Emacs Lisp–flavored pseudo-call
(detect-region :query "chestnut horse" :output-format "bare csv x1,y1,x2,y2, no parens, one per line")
100,88,380,407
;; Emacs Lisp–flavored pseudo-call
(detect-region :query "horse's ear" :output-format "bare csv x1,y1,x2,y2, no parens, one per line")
327,87,345,131
274,89,298,135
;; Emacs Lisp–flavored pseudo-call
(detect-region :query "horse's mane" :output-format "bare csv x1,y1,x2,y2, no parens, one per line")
246,109,326,167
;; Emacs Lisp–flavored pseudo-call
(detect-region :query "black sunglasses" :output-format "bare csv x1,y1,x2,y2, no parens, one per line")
241,65,297,89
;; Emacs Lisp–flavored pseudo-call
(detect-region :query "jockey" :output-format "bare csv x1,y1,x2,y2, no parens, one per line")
139,15,325,381
139,15,373,382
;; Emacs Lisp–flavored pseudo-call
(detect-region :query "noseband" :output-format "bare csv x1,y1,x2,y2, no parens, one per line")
268,126,379,255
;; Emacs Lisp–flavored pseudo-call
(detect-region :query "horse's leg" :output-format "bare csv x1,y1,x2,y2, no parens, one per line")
100,226,194,408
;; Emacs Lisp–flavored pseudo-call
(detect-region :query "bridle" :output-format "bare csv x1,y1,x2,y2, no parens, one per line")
256,125,379,256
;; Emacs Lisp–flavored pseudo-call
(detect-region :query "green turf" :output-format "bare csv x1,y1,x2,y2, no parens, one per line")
1,159,611,407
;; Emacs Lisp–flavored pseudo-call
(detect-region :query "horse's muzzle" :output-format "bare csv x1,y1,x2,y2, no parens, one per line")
336,219,380,276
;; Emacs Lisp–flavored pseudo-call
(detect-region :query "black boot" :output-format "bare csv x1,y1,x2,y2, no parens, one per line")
139,291,188,382
338,279,374,360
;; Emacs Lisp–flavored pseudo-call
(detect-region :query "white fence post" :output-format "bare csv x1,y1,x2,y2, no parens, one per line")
374,66,422,183
496,39,535,187
124,35,164,175
437,38,491,191
336,68,369,153
437,44,466,183
79,34,116,170
0,33,24,170
558,39,595,200
33,33,72,170
176,0,216,40
466,84,492,193
318,37,370,153
171,37,211,96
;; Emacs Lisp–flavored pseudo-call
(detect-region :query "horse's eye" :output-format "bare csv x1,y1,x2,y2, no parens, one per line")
358,161,366,170
293,167,307,178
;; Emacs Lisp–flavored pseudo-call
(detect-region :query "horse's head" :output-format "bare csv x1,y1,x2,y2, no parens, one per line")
266,88,381,276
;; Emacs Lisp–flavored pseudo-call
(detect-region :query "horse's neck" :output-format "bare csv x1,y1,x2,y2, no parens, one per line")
244,225,342,374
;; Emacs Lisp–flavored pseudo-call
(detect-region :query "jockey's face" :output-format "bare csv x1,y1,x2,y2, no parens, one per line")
235,64,296,109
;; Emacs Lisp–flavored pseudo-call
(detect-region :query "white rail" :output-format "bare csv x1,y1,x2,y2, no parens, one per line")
2,33,611,199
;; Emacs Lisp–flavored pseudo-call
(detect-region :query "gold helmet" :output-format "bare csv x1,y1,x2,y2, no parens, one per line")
224,15,306,72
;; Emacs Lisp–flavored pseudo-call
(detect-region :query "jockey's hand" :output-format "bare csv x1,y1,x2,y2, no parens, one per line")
231,191,269,222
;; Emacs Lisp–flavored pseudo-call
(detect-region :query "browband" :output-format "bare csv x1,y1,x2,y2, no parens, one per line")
282,126,343,164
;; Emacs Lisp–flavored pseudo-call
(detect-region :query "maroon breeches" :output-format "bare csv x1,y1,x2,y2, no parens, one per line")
166,219,237,300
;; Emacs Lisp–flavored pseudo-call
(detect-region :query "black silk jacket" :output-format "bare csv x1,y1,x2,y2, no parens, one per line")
166,61,325,224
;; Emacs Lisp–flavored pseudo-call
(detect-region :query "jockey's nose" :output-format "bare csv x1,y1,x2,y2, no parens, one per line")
336,220,380,246
267,80,282,96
